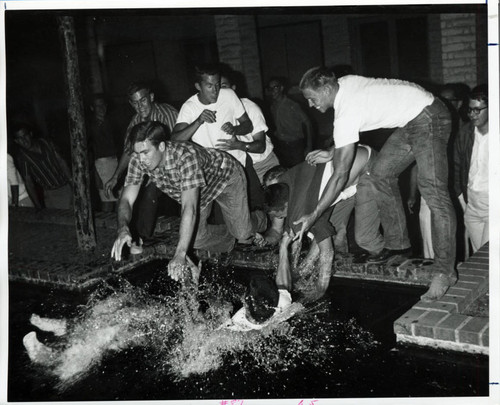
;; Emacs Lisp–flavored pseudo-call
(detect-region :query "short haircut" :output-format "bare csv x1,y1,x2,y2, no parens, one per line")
128,121,169,148
127,82,151,97
194,63,221,84
470,84,488,105
245,274,279,324
440,83,469,102
262,165,287,187
10,122,33,136
263,183,289,213
299,66,337,91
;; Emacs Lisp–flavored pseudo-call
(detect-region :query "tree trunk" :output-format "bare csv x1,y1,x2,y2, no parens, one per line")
57,15,96,251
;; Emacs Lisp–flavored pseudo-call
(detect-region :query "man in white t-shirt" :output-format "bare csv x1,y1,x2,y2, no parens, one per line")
297,67,457,302
172,64,267,214
219,71,280,183
454,84,489,253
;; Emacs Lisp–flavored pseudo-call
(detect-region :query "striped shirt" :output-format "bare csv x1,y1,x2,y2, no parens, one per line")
16,139,70,190
124,102,178,152
125,142,238,210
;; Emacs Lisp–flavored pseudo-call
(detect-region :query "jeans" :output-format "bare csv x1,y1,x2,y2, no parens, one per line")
369,98,456,276
194,165,253,252
355,167,385,255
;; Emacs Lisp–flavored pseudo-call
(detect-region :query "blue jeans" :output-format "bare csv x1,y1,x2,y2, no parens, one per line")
194,165,253,252
369,98,456,276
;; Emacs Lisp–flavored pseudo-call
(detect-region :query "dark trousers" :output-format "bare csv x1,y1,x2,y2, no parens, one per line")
131,180,180,240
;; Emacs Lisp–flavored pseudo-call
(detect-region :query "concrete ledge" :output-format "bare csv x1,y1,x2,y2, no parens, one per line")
396,334,489,355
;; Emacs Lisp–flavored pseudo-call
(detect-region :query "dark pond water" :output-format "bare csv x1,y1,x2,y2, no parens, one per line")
8,260,488,402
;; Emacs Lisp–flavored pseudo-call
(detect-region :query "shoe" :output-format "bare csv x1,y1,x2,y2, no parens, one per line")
130,239,143,255
366,248,411,264
351,252,371,264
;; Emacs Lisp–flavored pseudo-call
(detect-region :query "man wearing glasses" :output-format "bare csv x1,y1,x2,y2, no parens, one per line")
453,84,489,253
297,67,457,302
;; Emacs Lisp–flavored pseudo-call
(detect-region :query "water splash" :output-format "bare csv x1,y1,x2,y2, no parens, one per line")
26,267,379,394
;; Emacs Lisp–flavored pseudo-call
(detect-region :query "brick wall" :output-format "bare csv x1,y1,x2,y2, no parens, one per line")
214,15,263,99
440,13,478,88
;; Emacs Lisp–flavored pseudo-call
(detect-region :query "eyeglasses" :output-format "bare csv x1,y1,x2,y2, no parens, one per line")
267,85,280,91
468,106,488,115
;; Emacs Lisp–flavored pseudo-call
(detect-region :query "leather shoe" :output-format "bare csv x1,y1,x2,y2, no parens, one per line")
366,248,411,264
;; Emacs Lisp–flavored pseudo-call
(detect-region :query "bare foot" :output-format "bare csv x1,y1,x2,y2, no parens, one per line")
30,314,67,336
420,273,456,302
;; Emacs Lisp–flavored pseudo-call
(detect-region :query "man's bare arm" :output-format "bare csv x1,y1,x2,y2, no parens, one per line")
293,143,356,241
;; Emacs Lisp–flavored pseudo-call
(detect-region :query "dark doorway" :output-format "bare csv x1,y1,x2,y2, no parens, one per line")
258,21,324,87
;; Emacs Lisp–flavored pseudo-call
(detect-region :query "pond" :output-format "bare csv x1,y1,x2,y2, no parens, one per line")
8,260,488,402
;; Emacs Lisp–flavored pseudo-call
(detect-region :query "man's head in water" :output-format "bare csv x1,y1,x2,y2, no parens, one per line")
244,275,280,324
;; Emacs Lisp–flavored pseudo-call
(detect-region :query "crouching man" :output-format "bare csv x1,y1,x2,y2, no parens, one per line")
111,121,255,279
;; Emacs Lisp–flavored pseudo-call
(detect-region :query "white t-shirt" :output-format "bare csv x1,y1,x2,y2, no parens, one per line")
225,289,293,332
318,144,372,205
467,127,489,216
333,75,434,148
240,98,274,163
177,88,247,165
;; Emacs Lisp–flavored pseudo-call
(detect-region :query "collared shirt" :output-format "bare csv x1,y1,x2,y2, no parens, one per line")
176,88,247,165
467,127,488,215
16,139,69,190
271,96,310,142
124,141,238,210
333,75,434,148
124,102,178,152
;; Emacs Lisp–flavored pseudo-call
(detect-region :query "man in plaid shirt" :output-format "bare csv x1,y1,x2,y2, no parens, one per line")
111,121,254,279
104,82,180,247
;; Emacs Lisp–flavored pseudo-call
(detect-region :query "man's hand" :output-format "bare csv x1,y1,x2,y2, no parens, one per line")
104,176,118,199
111,226,133,261
167,253,188,282
280,229,294,250
216,135,241,151
407,195,417,215
197,109,217,125
305,148,334,166
292,211,318,242
221,122,236,135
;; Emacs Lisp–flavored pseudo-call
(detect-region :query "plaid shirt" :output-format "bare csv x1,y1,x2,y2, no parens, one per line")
125,142,238,210
124,102,178,152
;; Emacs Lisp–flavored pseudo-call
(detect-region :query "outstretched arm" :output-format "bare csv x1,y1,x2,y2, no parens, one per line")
293,143,356,241
302,236,334,302
111,183,141,260
105,152,131,198
276,230,294,291
168,187,199,281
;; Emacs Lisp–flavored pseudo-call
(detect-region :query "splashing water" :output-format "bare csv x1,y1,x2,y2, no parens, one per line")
27,266,379,394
